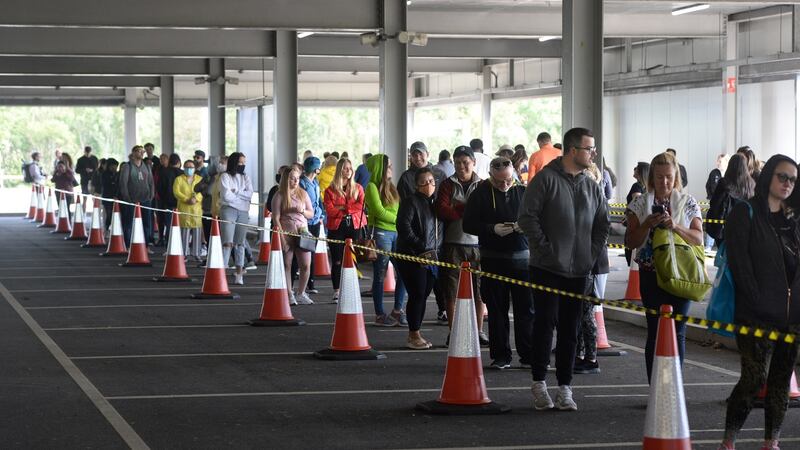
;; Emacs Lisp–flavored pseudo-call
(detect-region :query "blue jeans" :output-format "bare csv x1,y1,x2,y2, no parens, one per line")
640,270,691,383
371,227,406,316
121,200,153,247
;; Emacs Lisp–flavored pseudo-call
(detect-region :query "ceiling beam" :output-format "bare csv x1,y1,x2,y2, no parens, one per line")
0,57,209,75
0,75,161,87
0,0,379,30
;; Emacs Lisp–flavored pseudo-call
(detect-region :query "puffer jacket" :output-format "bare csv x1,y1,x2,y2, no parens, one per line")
397,191,443,256
435,173,481,246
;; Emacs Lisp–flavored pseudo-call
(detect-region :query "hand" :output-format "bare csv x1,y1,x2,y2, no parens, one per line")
659,213,675,230
512,222,523,234
188,197,197,205
642,213,663,229
493,223,514,237
337,206,346,211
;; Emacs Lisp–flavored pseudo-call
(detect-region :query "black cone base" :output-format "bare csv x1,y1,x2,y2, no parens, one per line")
191,292,240,300
249,318,305,327
313,348,385,360
119,262,153,267
81,243,106,248
415,400,511,415
153,276,194,282
100,252,127,257
597,349,628,357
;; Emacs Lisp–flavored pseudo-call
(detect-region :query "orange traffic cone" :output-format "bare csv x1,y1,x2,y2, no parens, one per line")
383,261,396,293
52,193,72,234
315,239,384,360
101,203,127,256
192,218,239,299
256,211,272,265
594,304,627,357
754,370,800,408
154,211,193,282
25,185,37,219
33,186,45,223
66,195,87,240
625,249,641,302
120,203,152,267
416,262,510,415
642,305,691,450
39,188,57,228
82,199,106,248
313,227,331,277
250,229,304,326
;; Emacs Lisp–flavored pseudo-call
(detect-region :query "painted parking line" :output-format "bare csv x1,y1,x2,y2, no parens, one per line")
404,437,800,450
26,302,264,310
0,281,149,449
45,320,444,331
103,382,736,401
70,348,458,360
609,340,740,378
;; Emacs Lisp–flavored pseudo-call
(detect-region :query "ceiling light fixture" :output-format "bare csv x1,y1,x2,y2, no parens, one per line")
538,36,558,42
671,3,710,16
297,32,314,39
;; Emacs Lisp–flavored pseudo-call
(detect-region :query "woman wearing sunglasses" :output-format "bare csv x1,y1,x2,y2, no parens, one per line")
719,155,800,450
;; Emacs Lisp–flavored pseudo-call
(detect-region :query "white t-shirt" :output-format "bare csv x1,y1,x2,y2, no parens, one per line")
473,151,491,179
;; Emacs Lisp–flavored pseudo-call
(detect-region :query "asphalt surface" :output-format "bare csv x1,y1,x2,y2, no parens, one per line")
1,216,799,449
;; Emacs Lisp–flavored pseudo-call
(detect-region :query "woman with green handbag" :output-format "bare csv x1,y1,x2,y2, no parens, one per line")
624,151,704,382
719,155,800,450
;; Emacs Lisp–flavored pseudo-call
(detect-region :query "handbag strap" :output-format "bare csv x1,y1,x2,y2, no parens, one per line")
359,202,373,239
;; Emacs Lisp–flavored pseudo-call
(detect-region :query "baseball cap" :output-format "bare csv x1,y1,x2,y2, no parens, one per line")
409,141,428,154
453,145,474,160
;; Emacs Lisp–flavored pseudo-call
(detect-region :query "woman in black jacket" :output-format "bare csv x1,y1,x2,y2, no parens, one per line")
396,168,442,350
706,154,755,247
720,154,800,450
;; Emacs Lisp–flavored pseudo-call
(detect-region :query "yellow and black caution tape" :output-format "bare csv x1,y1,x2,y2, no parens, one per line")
45,185,795,344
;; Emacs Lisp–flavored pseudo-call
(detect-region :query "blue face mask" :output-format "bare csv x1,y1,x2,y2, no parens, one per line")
185,168,195,176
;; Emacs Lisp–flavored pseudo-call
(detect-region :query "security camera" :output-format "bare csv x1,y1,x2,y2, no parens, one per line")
398,31,428,46
359,32,381,47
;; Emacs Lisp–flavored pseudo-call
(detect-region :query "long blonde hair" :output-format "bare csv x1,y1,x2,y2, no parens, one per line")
330,158,359,201
279,166,302,212
379,154,399,205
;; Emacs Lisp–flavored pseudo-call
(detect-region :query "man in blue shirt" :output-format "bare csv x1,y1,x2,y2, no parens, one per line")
192,150,209,178
299,156,324,294
354,153,372,189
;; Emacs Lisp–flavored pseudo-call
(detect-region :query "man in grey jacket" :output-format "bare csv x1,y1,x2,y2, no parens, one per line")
118,145,155,247
518,127,610,412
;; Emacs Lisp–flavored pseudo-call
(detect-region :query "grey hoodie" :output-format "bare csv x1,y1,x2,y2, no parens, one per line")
518,157,610,278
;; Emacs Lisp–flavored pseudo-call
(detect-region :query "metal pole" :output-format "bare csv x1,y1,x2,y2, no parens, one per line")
274,30,298,169
208,58,225,158
379,0,408,170
160,76,174,155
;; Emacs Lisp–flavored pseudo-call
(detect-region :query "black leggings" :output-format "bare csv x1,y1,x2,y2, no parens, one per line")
328,226,361,290
724,330,800,442
395,259,435,332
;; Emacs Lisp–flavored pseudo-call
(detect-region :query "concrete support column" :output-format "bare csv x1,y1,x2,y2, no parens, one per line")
208,58,225,158
123,88,137,152
624,39,633,73
274,30,298,169
481,64,493,152
562,0,604,158
257,105,268,220
379,0,408,170
407,77,415,142
724,19,738,153
160,76,174,155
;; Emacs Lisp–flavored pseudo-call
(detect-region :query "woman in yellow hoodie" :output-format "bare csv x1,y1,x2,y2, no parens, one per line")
173,159,204,260
317,155,338,200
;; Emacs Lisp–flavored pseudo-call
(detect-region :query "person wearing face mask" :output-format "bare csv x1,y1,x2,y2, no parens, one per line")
625,151,703,382
157,153,183,244
396,168,443,349
463,157,533,370
174,160,204,260
718,155,800,450
195,155,227,253
218,152,254,285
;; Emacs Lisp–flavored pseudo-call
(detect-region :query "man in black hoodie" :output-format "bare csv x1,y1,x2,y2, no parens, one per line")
463,156,533,370
518,127,610,412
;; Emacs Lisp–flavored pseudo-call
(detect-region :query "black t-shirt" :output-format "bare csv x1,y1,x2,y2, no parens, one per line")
769,210,799,285
626,182,645,205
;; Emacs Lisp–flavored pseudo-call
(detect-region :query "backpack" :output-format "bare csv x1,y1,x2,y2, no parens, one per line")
22,161,33,183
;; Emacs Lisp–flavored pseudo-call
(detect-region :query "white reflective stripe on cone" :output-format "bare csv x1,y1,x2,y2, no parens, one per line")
644,356,690,439
594,304,603,313
630,249,639,270
37,192,44,208
168,226,184,256
131,218,145,244
448,297,480,358
262,218,271,242
337,266,362,314
91,208,102,229
73,201,84,223
58,199,68,218
111,213,123,235
29,189,37,207
45,193,56,212
207,235,225,269
265,250,286,289
315,228,327,252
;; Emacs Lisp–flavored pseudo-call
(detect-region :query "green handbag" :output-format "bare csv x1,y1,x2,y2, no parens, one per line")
652,226,711,301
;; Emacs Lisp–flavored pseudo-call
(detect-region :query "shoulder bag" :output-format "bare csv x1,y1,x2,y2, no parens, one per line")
354,204,377,262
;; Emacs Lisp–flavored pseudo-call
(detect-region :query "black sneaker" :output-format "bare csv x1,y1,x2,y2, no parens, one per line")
445,333,450,347
436,310,448,325
489,360,512,370
478,332,490,346
574,358,600,374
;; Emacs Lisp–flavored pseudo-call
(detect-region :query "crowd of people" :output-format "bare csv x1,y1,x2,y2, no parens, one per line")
23,132,800,450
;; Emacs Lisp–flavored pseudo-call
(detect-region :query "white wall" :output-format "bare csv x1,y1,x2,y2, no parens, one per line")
738,79,797,162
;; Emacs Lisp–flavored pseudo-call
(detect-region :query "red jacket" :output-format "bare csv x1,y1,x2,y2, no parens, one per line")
324,183,365,231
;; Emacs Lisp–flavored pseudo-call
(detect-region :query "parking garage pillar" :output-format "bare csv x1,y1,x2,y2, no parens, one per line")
208,58,225,159
562,0,603,156
275,30,298,169
160,76,174,155
124,88,137,152
724,19,738,154
481,64,493,152
379,0,408,170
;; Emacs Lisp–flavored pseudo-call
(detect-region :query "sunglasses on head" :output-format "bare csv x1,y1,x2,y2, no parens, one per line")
776,172,798,185
491,160,511,170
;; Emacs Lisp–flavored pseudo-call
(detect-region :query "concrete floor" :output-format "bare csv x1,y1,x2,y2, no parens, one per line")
1,217,798,449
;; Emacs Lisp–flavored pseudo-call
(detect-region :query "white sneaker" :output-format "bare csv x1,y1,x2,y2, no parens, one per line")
244,261,257,271
233,274,244,285
332,291,340,304
288,291,298,306
296,292,314,305
554,385,577,411
531,381,554,410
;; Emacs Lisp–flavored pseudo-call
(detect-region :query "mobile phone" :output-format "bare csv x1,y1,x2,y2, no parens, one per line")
651,204,665,215
504,222,515,226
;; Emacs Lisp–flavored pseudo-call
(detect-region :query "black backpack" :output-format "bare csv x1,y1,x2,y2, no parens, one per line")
21,161,33,183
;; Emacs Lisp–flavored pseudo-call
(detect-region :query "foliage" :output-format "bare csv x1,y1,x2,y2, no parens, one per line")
413,103,481,153
297,107,379,162
492,96,562,150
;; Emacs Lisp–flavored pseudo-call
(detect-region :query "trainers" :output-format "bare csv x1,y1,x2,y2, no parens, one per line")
306,288,320,294
531,381,554,410
436,310,448,325
574,358,600,374
233,273,244,285
554,385,577,411
296,292,314,305
374,314,398,327
489,360,511,370
332,291,339,304
759,440,779,450
288,291,298,306
390,310,407,327
244,261,257,271
445,333,450,347
479,332,490,346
